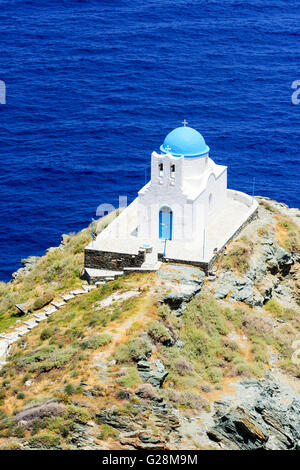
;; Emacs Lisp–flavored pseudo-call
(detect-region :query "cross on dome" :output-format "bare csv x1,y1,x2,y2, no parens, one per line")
160,125,210,157
182,119,188,127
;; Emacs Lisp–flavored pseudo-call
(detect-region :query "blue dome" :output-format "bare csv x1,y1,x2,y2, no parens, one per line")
160,126,210,158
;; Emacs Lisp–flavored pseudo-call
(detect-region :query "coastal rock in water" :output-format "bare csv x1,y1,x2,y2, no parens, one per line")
12,255,41,280
21,255,40,270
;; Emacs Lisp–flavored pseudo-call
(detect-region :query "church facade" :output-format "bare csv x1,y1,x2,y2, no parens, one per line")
137,124,227,242
84,123,257,283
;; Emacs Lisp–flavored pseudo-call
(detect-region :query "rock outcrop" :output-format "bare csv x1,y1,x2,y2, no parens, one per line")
158,265,205,313
207,376,300,450
137,359,168,388
12,255,41,280
214,238,299,307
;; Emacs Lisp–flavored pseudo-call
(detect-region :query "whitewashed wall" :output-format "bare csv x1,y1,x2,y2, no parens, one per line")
138,151,228,242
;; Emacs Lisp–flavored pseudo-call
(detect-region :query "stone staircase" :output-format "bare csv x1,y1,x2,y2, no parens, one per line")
0,282,98,368
83,268,125,285
140,248,161,270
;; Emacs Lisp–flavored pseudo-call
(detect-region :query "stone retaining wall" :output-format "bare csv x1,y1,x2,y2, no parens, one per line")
157,253,210,274
84,248,145,271
207,206,258,270
84,207,258,275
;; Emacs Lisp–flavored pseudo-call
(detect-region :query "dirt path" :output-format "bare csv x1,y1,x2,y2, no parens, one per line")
89,292,154,382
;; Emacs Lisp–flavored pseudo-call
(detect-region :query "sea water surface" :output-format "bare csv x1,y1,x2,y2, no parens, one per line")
0,0,300,281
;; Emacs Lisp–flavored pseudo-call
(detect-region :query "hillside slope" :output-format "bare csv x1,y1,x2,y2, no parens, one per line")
0,197,299,451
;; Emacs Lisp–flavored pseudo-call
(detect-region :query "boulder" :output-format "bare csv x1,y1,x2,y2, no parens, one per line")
15,303,30,315
96,409,137,432
21,256,40,270
158,266,205,311
263,241,295,273
137,359,168,388
119,430,166,450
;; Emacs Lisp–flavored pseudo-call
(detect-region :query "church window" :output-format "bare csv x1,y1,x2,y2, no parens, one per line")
159,162,163,176
171,164,175,174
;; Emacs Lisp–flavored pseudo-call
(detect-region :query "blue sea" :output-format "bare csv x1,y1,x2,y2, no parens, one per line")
0,0,300,281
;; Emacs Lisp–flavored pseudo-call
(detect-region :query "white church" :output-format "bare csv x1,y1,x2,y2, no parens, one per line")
138,122,227,242
84,123,257,282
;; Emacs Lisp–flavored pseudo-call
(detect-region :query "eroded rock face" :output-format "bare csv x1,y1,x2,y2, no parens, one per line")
214,237,299,307
137,359,168,388
96,409,138,432
215,270,264,307
262,239,298,274
207,377,300,450
158,265,205,313
119,430,166,450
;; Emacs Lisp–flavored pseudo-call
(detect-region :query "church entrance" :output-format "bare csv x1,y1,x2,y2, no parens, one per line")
159,207,173,240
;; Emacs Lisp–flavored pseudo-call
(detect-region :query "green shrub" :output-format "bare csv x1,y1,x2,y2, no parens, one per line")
32,291,55,311
222,238,253,274
28,432,60,449
206,366,223,383
114,337,152,363
265,299,284,316
40,328,54,341
249,362,266,377
0,388,5,404
157,304,171,319
64,405,91,424
148,321,172,344
185,292,229,336
12,425,25,438
224,307,243,329
119,367,142,387
222,338,240,362
16,392,25,400
250,338,269,363
17,345,76,373
277,218,300,253
80,333,112,350
64,383,75,396
99,423,119,440
47,416,74,437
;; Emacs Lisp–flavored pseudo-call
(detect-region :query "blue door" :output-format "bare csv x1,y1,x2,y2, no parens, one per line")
159,207,173,240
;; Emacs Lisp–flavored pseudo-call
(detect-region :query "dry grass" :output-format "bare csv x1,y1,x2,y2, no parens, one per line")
0,210,125,334
221,236,254,274
275,216,300,253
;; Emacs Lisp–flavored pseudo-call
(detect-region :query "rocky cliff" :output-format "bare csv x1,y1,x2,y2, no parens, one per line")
0,196,299,450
